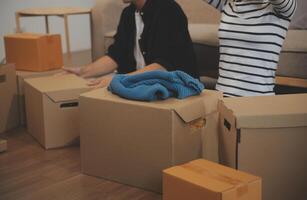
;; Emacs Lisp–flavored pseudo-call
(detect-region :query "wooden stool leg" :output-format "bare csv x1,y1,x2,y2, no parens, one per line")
15,13,21,33
89,13,93,62
45,16,50,34
64,14,72,65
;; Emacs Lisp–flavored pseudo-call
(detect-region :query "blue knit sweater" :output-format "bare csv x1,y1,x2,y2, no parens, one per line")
108,70,204,101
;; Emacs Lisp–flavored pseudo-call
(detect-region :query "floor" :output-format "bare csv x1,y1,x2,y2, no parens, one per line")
0,128,162,200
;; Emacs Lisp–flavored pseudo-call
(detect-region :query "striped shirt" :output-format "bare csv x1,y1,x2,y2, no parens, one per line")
205,0,297,97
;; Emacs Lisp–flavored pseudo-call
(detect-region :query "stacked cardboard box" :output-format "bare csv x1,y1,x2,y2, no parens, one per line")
4,33,63,71
24,74,90,149
218,94,307,200
0,64,19,134
80,88,222,193
163,159,261,200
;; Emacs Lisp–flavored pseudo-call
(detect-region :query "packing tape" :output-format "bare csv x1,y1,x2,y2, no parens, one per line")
181,163,249,197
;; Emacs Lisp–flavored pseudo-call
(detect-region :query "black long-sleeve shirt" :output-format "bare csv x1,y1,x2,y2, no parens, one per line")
107,0,199,78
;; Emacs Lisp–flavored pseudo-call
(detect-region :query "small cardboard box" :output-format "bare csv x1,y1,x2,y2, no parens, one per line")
0,64,19,134
163,159,261,200
80,88,222,193
4,33,63,71
218,94,307,200
16,69,62,126
24,74,90,149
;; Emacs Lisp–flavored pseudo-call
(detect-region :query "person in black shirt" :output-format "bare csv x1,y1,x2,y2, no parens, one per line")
65,0,198,88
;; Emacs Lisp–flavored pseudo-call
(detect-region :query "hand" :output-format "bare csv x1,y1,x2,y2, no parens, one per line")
62,66,83,76
86,75,113,89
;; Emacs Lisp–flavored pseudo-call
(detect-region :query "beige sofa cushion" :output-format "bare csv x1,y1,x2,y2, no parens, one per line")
187,24,307,53
282,30,307,52
188,24,219,46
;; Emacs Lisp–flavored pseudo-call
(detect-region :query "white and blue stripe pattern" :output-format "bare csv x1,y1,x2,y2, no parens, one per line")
205,0,297,97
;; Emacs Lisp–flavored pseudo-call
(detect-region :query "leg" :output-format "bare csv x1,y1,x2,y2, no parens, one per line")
15,12,21,33
45,15,50,34
63,14,72,64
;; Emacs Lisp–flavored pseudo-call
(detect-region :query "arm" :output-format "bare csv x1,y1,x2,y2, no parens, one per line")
80,56,118,78
205,0,228,11
64,8,129,78
89,63,166,88
270,0,297,19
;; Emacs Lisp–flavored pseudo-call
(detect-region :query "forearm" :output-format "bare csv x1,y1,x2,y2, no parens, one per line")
128,63,166,75
81,56,118,78
270,0,297,19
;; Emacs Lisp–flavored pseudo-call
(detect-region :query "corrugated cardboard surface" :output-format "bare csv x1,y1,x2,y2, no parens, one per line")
218,94,307,200
0,64,19,133
80,88,222,193
163,159,261,200
16,69,62,126
24,74,90,149
221,94,307,128
4,33,63,72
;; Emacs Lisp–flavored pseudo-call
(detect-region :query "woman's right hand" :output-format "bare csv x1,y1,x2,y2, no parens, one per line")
62,66,84,76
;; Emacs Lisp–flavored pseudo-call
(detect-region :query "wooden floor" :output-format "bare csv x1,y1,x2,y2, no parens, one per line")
0,128,162,200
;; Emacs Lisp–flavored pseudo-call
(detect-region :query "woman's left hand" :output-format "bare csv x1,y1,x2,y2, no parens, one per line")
87,75,113,89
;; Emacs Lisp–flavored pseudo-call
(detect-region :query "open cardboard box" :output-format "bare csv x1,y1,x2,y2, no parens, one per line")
219,94,307,200
80,88,222,193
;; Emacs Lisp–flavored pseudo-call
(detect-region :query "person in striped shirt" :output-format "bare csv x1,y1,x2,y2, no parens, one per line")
204,0,297,97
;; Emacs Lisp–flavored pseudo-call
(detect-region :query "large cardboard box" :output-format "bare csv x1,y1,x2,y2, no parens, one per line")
80,88,222,193
0,64,19,134
24,74,90,149
163,159,261,200
17,69,62,126
218,94,307,200
4,33,63,71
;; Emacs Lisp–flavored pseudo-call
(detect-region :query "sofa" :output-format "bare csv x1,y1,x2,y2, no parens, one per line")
91,0,307,91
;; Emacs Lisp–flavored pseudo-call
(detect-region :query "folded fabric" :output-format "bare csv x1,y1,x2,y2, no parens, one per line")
108,70,204,101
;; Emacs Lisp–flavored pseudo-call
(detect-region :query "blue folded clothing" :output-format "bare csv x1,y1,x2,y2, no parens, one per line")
108,70,204,101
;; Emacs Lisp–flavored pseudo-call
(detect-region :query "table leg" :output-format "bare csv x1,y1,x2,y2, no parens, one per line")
45,16,50,34
64,14,72,64
15,13,21,33
89,13,93,62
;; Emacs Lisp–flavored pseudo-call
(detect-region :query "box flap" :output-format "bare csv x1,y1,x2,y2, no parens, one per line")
25,74,90,102
222,94,307,128
45,88,91,103
171,98,205,123
164,159,260,193
81,88,219,123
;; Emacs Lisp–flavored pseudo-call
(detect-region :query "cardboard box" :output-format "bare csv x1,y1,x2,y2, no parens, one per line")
80,88,222,193
4,33,63,71
0,139,8,152
0,64,19,134
16,69,63,126
218,94,307,200
163,159,261,200
24,74,90,149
